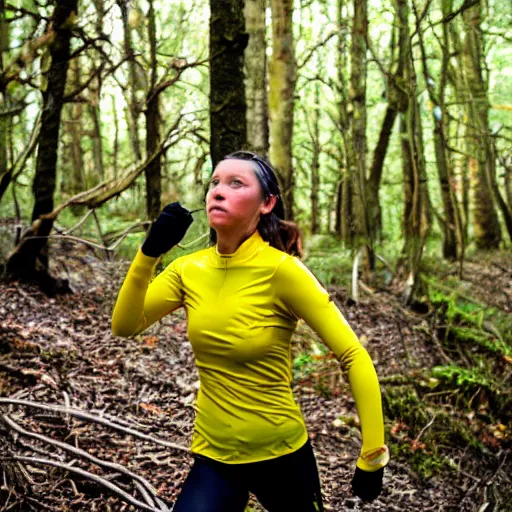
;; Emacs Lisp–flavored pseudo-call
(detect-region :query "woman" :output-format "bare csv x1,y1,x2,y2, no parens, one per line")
112,151,389,512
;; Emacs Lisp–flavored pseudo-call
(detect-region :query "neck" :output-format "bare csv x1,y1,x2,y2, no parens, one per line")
216,229,257,254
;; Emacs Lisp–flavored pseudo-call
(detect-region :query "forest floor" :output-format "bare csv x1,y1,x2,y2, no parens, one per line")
0,242,511,512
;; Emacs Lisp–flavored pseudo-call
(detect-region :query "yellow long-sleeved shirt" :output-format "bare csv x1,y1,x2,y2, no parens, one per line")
112,230,388,470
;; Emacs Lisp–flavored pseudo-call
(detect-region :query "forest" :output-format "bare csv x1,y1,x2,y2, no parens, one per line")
0,0,511,510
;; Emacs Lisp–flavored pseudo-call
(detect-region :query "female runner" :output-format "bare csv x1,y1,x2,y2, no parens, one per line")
112,151,389,511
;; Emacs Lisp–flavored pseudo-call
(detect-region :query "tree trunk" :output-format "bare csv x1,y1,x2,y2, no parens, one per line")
144,0,161,220
91,0,104,36
88,93,104,183
63,57,85,196
118,0,142,161
269,0,296,219
343,0,374,276
367,0,408,242
397,0,431,304
310,80,321,234
209,0,247,168
504,159,512,213
6,0,77,295
488,142,512,242
111,95,119,180
0,0,9,196
335,0,349,238
244,0,269,157
417,0,461,261
462,2,501,249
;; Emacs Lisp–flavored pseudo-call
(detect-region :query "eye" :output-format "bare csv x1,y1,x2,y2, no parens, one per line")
231,179,243,187
208,178,219,189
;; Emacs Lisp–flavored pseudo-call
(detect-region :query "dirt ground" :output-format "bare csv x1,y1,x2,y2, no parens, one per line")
0,245,510,511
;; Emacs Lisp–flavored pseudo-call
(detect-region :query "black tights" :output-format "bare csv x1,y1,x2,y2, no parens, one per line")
173,439,324,512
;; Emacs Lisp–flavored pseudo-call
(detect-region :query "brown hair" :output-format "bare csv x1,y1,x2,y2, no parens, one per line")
209,151,303,257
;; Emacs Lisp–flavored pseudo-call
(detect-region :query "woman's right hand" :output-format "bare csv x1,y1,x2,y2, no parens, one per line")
141,202,194,257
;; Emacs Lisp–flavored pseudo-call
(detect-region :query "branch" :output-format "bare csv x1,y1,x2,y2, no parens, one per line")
1,456,162,512
1,414,165,509
442,0,479,24
297,31,337,70
149,56,210,103
0,398,189,453
63,56,132,102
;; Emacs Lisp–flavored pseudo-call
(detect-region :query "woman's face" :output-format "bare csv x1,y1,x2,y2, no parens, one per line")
206,159,275,234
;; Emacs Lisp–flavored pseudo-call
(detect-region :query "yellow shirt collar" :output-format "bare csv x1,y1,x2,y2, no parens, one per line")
211,230,268,267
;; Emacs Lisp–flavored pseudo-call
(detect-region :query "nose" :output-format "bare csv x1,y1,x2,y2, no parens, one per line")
209,183,226,200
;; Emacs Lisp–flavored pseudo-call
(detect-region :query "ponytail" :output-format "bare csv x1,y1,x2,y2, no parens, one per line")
257,213,303,258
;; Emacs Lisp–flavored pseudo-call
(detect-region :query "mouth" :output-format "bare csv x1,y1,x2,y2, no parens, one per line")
208,206,227,213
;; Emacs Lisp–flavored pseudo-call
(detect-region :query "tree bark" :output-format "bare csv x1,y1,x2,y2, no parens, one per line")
89,100,104,182
367,1,408,242
417,0,462,261
269,0,296,219
0,0,9,195
310,80,321,234
343,0,374,277
335,0,349,238
118,0,143,161
6,0,78,294
461,2,501,249
397,0,431,304
144,0,161,220
63,57,85,196
244,0,269,156
209,0,247,168
111,95,119,180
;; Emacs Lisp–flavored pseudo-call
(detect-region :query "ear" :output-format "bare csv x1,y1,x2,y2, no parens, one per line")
260,195,277,215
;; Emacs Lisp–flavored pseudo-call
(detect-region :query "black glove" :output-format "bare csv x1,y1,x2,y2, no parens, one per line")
351,466,384,502
141,202,193,257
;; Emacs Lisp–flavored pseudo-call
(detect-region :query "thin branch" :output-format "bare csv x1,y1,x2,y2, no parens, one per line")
297,31,337,70
442,0,479,24
0,456,161,512
1,414,163,509
61,209,95,235
0,399,189,453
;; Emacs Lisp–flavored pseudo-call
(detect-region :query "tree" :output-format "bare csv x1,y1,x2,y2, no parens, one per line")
396,0,431,304
269,0,296,219
6,0,78,294
461,1,501,249
0,0,10,198
342,0,371,260
244,0,269,156
417,0,462,261
62,56,85,196
366,0,408,243
209,0,248,168
144,0,161,220
118,0,143,162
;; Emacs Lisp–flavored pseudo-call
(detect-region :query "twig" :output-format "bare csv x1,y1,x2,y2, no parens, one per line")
442,0,479,24
412,414,437,445
0,414,163,509
0,456,161,512
62,209,95,236
177,232,209,250
0,399,189,453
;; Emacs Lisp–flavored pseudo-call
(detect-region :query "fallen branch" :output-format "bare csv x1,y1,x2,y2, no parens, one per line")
1,414,164,509
0,456,162,512
0,399,189,453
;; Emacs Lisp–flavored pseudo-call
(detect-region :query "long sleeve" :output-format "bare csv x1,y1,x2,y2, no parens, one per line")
112,250,184,337
273,256,389,471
